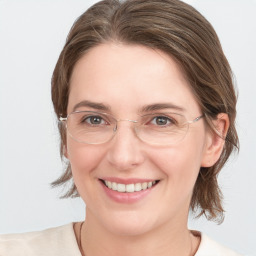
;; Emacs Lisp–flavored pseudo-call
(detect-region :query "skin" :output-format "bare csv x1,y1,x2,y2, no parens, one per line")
66,43,229,256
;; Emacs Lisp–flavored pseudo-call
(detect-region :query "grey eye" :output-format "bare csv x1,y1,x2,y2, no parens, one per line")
155,116,169,125
81,115,106,125
151,116,174,126
87,116,103,125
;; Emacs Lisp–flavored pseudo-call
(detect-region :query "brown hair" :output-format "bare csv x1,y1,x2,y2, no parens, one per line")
51,0,239,223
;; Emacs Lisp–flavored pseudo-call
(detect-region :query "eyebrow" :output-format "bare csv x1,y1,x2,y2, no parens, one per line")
72,100,111,112
72,100,185,113
140,103,185,113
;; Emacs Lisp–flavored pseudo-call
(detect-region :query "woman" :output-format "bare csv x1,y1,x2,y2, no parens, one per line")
0,0,241,255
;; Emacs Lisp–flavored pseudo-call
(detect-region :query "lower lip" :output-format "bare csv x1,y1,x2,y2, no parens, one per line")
100,181,156,204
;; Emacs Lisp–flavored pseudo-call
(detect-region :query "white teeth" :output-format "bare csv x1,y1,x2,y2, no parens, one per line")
104,180,158,193
126,184,135,193
135,183,142,192
142,182,148,190
106,181,112,189
112,182,117,191
117,183,126,192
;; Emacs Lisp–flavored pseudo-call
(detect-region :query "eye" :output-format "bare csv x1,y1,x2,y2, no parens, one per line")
151,116,174,126
82,115,108,125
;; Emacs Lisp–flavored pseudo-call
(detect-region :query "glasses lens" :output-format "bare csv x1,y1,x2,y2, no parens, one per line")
136,113,189,145
65,111,191,145
67,111,115,144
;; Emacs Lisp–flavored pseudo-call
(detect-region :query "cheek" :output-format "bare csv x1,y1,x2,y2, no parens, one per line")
66,139,105,187
67,135,106,163
149,136,205,190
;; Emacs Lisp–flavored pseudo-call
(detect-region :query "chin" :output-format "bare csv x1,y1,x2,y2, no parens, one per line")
107,221,154,237
98,211,159,237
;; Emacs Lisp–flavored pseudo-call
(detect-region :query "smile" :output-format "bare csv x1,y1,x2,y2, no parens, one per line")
102,180,159,193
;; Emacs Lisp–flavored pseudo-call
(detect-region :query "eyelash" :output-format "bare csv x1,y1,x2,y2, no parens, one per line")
147,115,176,126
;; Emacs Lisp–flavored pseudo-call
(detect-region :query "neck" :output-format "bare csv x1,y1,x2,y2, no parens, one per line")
79,210,200,256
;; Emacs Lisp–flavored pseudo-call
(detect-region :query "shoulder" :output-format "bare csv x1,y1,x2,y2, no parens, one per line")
196,232,243,256
0,223,81,256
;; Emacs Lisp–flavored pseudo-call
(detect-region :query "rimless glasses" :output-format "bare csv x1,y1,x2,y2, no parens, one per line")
59,111,204,146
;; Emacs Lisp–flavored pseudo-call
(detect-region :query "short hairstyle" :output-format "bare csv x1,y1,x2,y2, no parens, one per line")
51,0,239,223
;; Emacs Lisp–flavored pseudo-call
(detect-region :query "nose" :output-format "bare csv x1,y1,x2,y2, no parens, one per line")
106,121,145,171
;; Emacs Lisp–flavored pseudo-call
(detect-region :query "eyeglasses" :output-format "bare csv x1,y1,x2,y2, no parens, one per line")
59,111,204,145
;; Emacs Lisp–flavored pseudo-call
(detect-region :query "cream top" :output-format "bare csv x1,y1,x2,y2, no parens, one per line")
0,223,242,256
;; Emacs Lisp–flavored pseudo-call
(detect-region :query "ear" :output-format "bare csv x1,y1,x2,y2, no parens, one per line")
201,113,230,167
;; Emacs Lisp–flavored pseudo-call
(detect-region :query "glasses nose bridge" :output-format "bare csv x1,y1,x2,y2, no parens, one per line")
117,118,138,123
113,118,139,132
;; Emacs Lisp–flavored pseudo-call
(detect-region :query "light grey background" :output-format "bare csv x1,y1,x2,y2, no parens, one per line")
0,1,255,255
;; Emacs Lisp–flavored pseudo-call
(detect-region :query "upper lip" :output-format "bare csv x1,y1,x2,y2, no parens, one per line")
99,177,159,185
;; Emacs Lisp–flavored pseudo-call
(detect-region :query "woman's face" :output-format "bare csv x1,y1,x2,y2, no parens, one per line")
66,43,211,236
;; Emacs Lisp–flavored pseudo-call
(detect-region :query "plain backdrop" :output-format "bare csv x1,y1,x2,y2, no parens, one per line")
0,0,255,255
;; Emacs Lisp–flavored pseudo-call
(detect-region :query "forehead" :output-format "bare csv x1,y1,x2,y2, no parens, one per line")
68,43,200,116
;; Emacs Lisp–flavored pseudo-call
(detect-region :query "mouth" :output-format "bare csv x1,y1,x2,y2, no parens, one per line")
100,179,160,193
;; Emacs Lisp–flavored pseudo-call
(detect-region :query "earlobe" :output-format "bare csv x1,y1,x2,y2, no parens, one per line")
201,113,230,167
